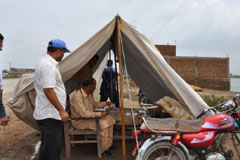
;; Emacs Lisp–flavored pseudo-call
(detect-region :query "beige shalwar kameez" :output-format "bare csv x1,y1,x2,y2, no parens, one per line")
70,89,116,153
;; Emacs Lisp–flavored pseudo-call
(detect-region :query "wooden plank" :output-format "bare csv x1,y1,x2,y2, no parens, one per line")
69,131,97,135
70,141,97,144
110,110,140,126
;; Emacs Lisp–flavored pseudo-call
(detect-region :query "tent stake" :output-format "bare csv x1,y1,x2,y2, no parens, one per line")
117,15,126,160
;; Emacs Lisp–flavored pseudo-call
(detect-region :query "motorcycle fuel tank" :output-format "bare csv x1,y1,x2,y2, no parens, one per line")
181,131,215,146
200,113,235,132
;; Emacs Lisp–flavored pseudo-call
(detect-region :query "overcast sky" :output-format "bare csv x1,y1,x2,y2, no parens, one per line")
0,0,240,74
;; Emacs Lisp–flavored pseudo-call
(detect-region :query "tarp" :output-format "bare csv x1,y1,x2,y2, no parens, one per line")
7,16,209,130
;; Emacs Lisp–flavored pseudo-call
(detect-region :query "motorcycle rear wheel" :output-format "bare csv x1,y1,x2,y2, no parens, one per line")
142,141,187,160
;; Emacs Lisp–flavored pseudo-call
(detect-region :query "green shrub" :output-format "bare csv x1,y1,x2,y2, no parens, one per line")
202,95,226,110
3,74,20,78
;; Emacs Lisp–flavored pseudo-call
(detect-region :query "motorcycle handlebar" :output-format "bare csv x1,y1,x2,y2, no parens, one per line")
196,107,218,119
196,110,206,119
197,94,240,119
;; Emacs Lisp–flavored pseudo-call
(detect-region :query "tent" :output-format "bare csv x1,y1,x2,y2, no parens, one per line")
7,15,209,146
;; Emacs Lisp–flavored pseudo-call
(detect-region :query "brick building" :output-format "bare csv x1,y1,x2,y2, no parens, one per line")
155,45,176,56
156,45,230,90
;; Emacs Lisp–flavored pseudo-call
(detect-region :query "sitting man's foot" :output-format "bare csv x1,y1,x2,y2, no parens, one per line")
0,116,9,126
109,145,118,150
102,149,115,158
112,107,120,111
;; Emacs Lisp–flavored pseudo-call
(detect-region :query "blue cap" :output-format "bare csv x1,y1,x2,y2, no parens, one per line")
48,39,70,52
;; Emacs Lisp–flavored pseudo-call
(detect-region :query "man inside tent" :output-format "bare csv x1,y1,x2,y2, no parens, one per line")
100,60,119,108
70,78,116,157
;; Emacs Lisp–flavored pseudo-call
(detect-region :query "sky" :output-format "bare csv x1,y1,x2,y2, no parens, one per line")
0,0,240,74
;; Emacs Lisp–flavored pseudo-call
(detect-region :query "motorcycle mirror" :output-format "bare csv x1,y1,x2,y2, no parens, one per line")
234,94,240,103
222,100,236,111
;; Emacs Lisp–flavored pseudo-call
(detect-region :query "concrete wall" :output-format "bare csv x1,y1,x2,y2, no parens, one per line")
164,56,230,90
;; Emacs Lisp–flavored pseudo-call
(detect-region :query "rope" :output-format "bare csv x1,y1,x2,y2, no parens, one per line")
120,33,140,152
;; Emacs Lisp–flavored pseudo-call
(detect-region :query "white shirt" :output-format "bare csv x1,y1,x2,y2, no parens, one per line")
33,54,66,120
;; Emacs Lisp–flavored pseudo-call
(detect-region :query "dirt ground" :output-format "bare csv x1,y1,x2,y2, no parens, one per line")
0,91,39,160
0,79,240,160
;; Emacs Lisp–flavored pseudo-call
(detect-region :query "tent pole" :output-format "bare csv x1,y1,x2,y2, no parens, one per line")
109,50,113,104
114,49,119,102
117,15,126,160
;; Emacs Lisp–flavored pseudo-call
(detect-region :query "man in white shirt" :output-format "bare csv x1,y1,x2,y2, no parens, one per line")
0,33,8,126
34,39,70,160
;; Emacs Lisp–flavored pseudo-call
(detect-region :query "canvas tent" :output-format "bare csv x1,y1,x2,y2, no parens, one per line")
7,16,209,131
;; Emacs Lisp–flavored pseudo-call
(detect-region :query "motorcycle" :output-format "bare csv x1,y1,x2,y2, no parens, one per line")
133,94,240,160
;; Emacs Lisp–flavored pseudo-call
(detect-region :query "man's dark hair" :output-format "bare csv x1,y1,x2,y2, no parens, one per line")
0,33,4,40
47,41,59,52
107,60,113,66
47,47,59,53
47,41,66,53
91,55,99,61
82,78,94,87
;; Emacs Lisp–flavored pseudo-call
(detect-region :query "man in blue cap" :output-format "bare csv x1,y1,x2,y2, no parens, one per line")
34,39,70,160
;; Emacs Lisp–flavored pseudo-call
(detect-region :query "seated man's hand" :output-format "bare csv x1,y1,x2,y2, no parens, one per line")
59,110,69,122
106,101,112,106
0,116,8,126
101,111,108,117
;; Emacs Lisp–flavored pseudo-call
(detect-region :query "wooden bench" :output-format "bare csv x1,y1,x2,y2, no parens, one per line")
63,95,101,159
63,117,102,159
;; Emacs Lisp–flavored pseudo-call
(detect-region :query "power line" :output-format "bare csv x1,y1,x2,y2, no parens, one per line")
151,0,189,41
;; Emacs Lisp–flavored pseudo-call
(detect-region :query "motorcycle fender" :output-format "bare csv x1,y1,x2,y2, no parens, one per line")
136,136,191,160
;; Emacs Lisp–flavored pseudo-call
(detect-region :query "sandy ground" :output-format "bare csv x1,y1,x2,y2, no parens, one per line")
0,79,39,160
0,78,240,160
0,79,140,160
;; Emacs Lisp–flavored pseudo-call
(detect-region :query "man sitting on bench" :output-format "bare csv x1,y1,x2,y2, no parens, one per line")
70,78,116,157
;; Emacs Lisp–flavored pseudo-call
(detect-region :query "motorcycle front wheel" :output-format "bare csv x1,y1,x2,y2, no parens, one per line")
234,133,240,143
233,132,240,158
142,141,187,160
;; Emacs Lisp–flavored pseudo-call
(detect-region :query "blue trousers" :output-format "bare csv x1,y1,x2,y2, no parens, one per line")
37,118,63,160
0,92,6,118
100,90,119,108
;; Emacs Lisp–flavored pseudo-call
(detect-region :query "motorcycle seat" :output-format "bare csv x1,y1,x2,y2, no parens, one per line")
141,118,202,133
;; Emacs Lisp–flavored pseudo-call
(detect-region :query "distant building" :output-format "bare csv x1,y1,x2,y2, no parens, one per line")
9,67,34,75
155,45,230,90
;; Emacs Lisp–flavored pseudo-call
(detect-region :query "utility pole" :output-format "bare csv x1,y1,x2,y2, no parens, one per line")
9,62,11,71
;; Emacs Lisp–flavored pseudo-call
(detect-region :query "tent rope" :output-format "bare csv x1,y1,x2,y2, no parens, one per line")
120,33,140,153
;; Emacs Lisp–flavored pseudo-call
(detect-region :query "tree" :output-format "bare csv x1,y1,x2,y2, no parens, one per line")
2,69,8,73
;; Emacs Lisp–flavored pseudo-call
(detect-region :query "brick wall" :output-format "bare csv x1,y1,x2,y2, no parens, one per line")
155,45,176,56
164,56,230,90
